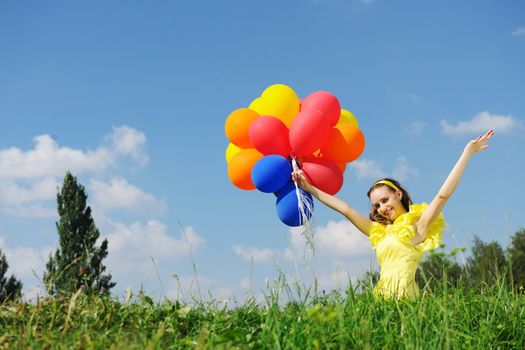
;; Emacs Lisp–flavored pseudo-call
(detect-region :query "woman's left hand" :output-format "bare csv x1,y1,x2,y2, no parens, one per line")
464,129,494,155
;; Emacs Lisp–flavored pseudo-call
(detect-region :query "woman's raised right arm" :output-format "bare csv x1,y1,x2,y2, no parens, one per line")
293,171,372,236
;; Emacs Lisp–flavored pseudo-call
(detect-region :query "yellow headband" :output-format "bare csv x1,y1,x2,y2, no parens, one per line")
374,180,400,192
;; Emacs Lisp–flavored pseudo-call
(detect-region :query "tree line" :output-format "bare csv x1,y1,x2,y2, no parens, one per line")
1,172,525,302
416,230,525,292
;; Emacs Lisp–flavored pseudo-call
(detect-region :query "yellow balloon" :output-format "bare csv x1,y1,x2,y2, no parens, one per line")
339,109,359,128
256,84,300,128
225,143,241,164
249,97,263,113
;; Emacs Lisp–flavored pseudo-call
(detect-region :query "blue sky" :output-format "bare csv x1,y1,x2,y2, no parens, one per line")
1,0,524,301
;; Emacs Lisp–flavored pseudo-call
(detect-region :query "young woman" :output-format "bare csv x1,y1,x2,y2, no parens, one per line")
293,130,494,299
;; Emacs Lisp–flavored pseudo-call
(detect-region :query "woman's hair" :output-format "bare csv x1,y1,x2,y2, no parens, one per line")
367,178,412,225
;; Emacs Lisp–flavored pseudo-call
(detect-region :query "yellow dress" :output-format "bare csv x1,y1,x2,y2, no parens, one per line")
369,203,445,300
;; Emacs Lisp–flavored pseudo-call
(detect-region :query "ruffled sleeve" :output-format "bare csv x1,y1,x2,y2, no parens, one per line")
369,222,387,249
395,202,445,252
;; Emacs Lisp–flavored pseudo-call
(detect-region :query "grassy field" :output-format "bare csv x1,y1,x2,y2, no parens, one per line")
1,279,524,349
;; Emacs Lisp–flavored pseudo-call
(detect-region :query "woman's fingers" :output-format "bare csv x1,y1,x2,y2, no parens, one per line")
481,130,493,144
293,170,311,189
481,129,493,141
292,170,303,182
469,130,493,153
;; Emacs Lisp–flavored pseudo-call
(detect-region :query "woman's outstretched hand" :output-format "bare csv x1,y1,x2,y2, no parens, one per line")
464,129,494,155
292,170,313,192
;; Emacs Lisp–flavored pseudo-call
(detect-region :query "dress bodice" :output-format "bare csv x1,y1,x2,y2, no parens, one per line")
369,203,445,299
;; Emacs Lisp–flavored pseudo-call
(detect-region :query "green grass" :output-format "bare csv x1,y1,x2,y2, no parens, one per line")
1,280,524,349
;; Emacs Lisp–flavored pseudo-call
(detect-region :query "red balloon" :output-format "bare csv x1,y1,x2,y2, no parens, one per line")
301,157,344,195
289,109,330,156
301,91,341,127
249,116,291,156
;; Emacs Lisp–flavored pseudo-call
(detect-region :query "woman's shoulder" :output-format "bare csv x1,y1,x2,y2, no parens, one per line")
403,202,445,225
369,221,387,247
396,202,429,224
400,202,446,251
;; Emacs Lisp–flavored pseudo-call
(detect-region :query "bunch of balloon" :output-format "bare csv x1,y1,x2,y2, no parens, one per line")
224,84,365,227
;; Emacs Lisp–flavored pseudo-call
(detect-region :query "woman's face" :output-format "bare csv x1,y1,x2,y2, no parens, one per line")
369,186,407,221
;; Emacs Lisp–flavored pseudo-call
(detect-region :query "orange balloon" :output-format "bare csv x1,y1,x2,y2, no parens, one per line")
321,124,365,163
337,162,347,174
224,108,259,148
227,149,263,190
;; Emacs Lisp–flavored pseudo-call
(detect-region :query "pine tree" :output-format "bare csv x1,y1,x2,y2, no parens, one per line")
44,172,115,295
0,249,23,302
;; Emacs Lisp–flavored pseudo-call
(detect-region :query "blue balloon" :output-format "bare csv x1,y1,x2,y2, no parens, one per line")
251,155,292,193
275,182,314,227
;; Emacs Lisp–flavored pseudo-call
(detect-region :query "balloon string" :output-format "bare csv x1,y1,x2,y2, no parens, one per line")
291,157,315,255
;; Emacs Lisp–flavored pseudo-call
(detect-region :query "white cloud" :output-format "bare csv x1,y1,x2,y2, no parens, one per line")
231,220,376,295
1,221,207,300
0,237,53,283
0,125,151,218
0,178,59,206
392,156,419,182
107,126,148,167
0,238,50,301
441,111,522,136
349,159,386,180
279,221,376,292
315,261,352,290
0,177,59,218
0,126,147,181
284,220,373,260
233,245,278,263
406,120,425,135
316,221,373,257
239,277,251,290
1,204,56,218
104,220,205,279
90,177,166,214
512,27,525,37
349,157,418,182
0,135,114,180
